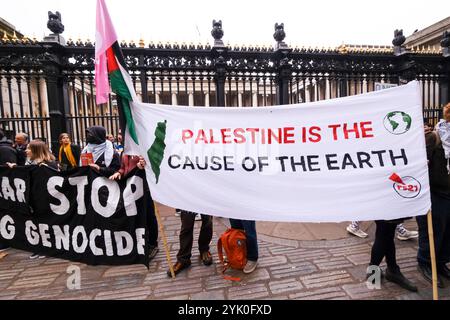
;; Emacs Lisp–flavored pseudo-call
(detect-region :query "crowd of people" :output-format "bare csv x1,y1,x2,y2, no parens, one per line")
1,103,450,291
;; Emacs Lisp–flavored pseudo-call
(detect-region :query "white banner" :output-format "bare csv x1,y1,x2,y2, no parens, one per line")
125,81,430,222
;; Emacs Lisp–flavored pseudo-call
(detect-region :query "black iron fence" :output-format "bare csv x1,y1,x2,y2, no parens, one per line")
1,21,449,153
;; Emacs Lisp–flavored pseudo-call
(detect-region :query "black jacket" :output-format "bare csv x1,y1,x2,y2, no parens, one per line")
426,131,450,199
59,144,81,171
0,139,18,165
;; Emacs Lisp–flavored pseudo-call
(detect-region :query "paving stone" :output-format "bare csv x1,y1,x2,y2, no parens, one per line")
346,253,371,265
269,262,317,279
204,275,233,290
241,268,271,283
300,270,353,288
153,278,203,298
95,286,151,300
102,265,149,278
190,290,225,300
289,286,348,300
8,273,59,290
268,278,303,295
257,256,287,268
227,283,269,300
313,256,354,270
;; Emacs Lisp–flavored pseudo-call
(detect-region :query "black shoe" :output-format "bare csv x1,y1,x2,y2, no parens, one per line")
418,264,445,288
385,268,418,292
438,265,450,280
200,251,213,266
167,261,191,277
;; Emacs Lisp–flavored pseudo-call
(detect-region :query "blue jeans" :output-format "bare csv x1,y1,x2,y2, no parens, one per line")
417,193,450,270
229,219,258,261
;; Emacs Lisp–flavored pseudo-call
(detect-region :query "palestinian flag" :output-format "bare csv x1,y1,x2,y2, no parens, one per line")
95,0,138,144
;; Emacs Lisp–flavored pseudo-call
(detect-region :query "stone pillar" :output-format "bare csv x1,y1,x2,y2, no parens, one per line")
205,93,210,107
253,92,258,107
238,92,243,107
305,80,310,103
188,91,194,106
171,93,178,106
155,91,161,104
325,78,331,100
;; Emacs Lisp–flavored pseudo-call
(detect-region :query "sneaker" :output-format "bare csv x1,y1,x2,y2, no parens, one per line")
149,245,159,261
200,251,213,266
243,260,258,274
29,253,45,259
175,209,181,217
195,213,202,221
346,224,368,238
385,268,418,292
396,226,418,241
167,261,191,277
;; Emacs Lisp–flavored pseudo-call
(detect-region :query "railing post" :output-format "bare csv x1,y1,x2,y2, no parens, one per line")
211,20,227,107
273,23,292,105
40,11,70,154
139,55,149,103
440,31,450,107
40,41,70,154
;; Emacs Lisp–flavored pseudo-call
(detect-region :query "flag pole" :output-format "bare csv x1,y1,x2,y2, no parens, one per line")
153,202,175,278
426,209,439,300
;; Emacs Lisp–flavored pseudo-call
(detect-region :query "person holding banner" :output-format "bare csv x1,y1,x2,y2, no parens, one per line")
367,219,418,292
416,109,450,288
58,133,81,171
229,218,259,274
8,139,58,258
168,210,213,277
81,126,120,176
0,129,17,252
109,154,159,261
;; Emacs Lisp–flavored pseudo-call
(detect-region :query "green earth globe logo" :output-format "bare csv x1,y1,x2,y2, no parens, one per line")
383,111,412,135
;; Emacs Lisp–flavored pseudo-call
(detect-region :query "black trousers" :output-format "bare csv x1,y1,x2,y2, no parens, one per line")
369,220,400,272
176,211,213,264
417,192,450,270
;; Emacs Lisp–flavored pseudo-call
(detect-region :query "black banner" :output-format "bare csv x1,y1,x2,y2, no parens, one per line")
0,166,152,267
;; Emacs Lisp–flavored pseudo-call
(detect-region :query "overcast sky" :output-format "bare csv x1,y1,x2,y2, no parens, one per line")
1,0,449,47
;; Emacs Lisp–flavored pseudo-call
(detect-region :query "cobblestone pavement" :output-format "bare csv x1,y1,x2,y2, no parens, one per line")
0,205,449,300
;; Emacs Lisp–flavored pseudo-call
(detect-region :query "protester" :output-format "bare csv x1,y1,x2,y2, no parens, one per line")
0,129,17,252
13,132,28,166
367,219,418,292
417,110,450,288
8,139,58,259
114,133,124,154
347,221,418,240
0,129,17,167
229,218,259,274
168,210,213,277
109,154,159,261
8,139,58,170
81,126,120,176
58,133,81,171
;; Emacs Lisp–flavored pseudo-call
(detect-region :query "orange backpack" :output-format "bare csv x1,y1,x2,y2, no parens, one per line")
217,228,247,281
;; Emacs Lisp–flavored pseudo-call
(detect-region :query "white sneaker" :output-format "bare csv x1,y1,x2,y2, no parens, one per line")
29,254,45,259
175,209,181,217
243,260,258,274
346,225,368,238
195,213,202,221
396,226,418,241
